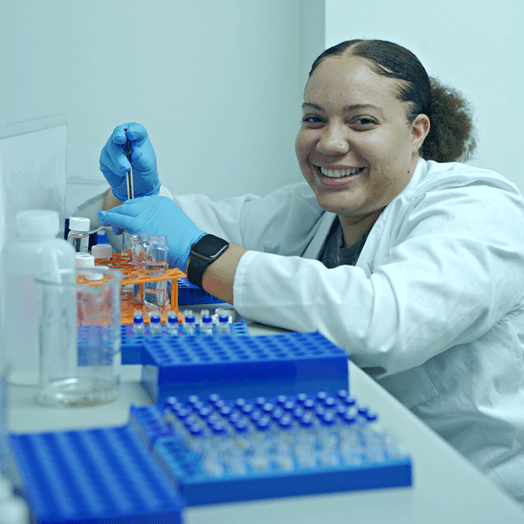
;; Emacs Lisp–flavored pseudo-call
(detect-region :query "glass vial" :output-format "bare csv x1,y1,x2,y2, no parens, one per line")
131,231,149,304
144,235,169,311
0,210,76,386
67,216,90,253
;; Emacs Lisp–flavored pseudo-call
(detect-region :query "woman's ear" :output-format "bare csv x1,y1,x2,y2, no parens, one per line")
411,114,430,151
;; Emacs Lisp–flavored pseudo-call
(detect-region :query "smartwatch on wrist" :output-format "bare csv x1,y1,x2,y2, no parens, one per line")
187,234,230,288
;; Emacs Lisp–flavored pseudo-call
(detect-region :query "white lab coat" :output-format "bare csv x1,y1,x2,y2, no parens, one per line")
77,157,524,504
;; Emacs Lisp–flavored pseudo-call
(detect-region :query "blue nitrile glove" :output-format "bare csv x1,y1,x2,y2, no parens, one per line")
99,122,161,202
98,196,206,270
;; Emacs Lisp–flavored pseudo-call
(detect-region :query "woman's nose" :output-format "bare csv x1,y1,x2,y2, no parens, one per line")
316,128,349,156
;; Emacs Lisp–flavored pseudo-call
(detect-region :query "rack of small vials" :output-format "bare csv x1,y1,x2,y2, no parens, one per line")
120,308,248,365
129,390,412,506
10,390,411,523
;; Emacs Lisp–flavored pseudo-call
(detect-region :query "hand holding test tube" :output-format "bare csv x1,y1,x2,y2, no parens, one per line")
99,122,160,203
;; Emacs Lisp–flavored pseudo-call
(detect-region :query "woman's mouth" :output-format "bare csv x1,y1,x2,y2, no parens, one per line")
312,165,366,186
319,166,365,178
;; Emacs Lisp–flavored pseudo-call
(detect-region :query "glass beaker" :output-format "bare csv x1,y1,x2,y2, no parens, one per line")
35,267,123,407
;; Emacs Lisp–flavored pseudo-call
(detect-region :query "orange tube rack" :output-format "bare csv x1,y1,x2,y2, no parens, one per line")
94,251,186,325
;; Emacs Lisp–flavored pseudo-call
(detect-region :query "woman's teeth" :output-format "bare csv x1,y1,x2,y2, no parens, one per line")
320,167,364,178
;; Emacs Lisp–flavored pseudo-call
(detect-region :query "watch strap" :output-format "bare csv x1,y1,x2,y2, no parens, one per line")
187,234,229,288
187,253,211,288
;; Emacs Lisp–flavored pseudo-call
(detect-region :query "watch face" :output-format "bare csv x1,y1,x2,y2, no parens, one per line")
192,235,229,260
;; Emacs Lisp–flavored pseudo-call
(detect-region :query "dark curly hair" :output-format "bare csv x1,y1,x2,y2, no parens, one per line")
309,39,476,163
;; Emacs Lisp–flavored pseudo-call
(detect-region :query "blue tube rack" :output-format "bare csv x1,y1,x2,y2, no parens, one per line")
10,426,185,524
119,318,250,365
140,331,350,403
129,390,412,506
177,278,224,305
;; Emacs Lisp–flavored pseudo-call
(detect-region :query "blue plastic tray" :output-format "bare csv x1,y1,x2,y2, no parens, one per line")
129,390,412,506
10,426,185,524
177,278,224,305
140,331,349,403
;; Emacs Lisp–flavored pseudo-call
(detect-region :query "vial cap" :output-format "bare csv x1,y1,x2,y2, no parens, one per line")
75,253,95,268
16,209,59,236
241,404,253,414
208,393,221,404
69,216,90,231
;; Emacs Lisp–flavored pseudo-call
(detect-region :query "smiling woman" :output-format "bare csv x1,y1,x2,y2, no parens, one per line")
77,39,524,507
295,40,474,247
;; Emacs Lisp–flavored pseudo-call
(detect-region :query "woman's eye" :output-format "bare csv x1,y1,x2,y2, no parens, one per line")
301,115,324,125
353,117,378,126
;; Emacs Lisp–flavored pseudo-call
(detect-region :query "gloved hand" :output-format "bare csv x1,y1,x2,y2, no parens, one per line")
98,196,206,270
99,122,161,202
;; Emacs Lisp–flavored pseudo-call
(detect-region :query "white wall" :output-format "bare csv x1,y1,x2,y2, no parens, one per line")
324,0,524,191
0,0,325,217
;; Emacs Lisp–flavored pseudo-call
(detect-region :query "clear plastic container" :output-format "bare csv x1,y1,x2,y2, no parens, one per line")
144,235,168,311
131,231,149,304
67,216,90,253
35,267,122,407
0,210,76,386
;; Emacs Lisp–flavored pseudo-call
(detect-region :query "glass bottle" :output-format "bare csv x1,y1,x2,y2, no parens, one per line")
67,216,90,253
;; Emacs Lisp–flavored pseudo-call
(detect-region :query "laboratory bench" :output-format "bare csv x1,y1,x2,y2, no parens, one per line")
7,321,524,524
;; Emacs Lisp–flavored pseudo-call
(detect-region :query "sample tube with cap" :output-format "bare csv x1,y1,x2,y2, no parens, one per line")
67,217,90,253
200,311,214,335
133,311,145,336
183,310,196,335
149,310,162,335
217,308,231,334
167,311,179,335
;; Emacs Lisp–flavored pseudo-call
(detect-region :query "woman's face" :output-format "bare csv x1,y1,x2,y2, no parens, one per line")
295,55,428,225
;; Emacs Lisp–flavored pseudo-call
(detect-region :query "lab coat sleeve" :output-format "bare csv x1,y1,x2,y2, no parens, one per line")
233,179,524,377
173,183,325,255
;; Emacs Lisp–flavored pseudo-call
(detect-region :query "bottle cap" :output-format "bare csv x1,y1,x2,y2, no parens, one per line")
0,496,30,524
69,217,90,232
75,254,95,268
16,209,59,236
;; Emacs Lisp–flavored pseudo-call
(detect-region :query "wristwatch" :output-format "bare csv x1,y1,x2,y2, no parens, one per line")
187,234,230,288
